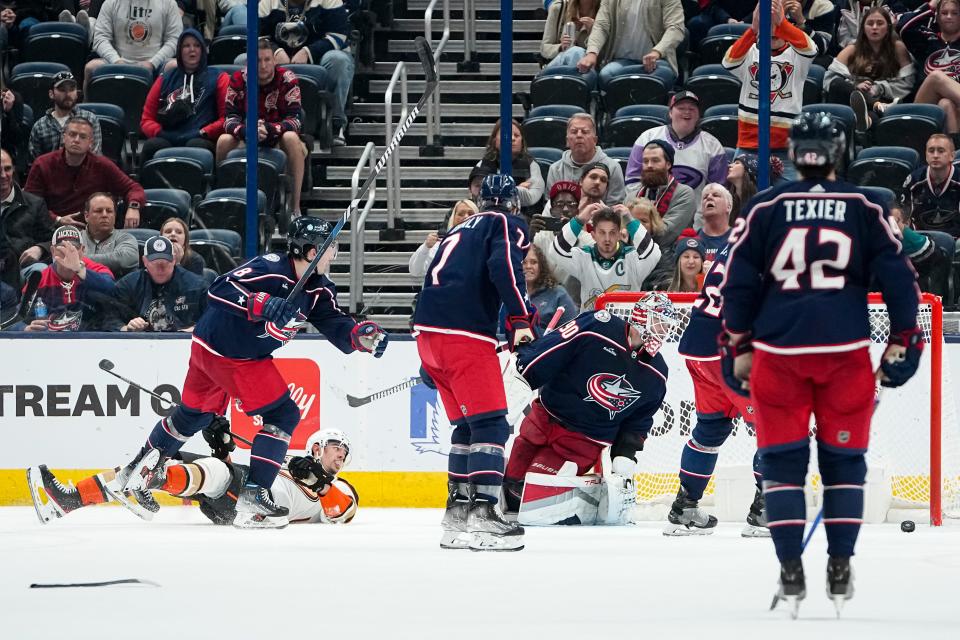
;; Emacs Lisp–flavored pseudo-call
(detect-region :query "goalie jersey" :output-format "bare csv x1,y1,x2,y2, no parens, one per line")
678,243,731,361
721,179,921,353
195,253,357,359
515,311,668,444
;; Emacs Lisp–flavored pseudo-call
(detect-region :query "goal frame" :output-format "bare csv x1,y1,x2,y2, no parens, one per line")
596,291,945,526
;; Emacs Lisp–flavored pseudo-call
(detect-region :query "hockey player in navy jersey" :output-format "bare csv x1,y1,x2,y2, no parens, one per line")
502,293,674,524
719,112,923,615
413,173,535,551
106,217,388,529
668,234,769,538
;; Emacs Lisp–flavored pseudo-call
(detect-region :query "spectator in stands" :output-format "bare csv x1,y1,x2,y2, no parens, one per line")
28,71,103,162
218,38,306,216
826,7,915,133
0,88,28,171
160,216,206,275
548,203,661,310
629,140,696,251
219,0,249,29
260,0,354,146
628,195,674,288
625,91,727,226
57,1,93,33
546,113,626,205
139,29,228,163
522,244,577,327
80,192,139,277
575,0,685,90
783,0,837,55
105,234,206,331
903,133,960,240
697,183,733,267
540,0,599,68
24,224,115,332
467,165,491,206
408,199,478,279
531,180,585,254
0,0,46,50
0,149,54,290
725,152,784,221
901,0,960,138
476,119,545,213
85,0,183,91
579,161,612,207
890,203,954,298
25,116,146,229
663,233,705,292
686,0,755,48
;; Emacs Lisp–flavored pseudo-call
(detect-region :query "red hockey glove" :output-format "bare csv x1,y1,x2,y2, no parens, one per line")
505,312,537,351
351,321,388,357
246,292,299,326
718,331,753,398
879,327,924,388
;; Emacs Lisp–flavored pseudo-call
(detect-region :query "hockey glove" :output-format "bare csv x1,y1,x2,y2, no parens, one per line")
879,327,924,388
246,292,299,326
202,415,236,460
351,321,388,357
505,313,537,351
718,331,753,398
287,456,336,492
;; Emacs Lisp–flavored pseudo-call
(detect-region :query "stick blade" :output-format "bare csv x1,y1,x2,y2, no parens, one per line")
346,395,368,408
98,359,114,371
414,36,437,86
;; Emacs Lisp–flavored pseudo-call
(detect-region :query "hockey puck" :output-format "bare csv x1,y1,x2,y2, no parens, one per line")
901,520,916,533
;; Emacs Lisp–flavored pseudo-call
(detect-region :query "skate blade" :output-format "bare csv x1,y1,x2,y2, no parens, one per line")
122,448,160,492
663,523,714,536
832,595,846,617
103,481,154,521
26,467,60,524
439,530,471,550
233,512,289,529
741,524,772,538
469,532,524,552
769,592,804,619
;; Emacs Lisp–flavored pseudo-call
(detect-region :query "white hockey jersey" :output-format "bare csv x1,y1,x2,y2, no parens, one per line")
271,472,358,524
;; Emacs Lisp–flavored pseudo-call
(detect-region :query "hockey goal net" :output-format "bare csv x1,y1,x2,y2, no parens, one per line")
596,291,960,526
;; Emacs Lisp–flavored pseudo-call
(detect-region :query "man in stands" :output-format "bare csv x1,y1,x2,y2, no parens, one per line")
697,183,733,268
84,0,183,95
104,234,206,331
25,116,146,229
80,193,140,278
0,149,53,290
260,0,355,146
625,91,727,226
217,38,306,217
28,71,102,162
631,140,696,252
903,133,960,241
546,114,626,205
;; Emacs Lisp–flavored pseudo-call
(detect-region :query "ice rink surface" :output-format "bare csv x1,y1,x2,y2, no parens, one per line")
1,506,957,640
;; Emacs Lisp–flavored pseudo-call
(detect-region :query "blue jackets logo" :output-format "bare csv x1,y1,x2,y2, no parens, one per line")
584,373,642,419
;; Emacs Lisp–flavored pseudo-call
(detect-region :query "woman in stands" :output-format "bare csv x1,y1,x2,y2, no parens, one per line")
407,199,479,280
161,217,206,276
664,234,705,293
475,118,545,215
521,244,576,329
540,0,599,68
826,6,915,132
900,0,960,136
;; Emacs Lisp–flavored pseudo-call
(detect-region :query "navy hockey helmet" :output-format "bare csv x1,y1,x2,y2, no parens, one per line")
789,111,845,169
288,216,334,259
480,173,520,213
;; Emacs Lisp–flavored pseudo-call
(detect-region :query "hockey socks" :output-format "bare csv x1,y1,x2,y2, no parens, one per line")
761,446,809,561
248,424,292,487
465,416,509,504
448,427,470,489
144,406,213,458
678,415,733,500
77,474,110,506
819,448,866,558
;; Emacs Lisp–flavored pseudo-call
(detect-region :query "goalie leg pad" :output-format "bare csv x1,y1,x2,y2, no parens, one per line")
504,404,551,482
818,445,866,559
518,471,604,525
761,445,809,562
679,414,732,501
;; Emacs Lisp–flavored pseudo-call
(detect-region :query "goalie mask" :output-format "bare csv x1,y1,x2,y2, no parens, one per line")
628,292,678,357
306,429,352,468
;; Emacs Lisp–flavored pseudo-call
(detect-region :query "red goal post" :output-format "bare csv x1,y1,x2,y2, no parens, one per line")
595,291,954,526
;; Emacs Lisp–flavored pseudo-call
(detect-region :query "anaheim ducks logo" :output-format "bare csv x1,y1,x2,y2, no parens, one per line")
584,373,642,419
747,60,795,102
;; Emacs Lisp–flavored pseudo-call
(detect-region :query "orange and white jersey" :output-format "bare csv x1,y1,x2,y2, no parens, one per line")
272,472,359,524
722,21,817,151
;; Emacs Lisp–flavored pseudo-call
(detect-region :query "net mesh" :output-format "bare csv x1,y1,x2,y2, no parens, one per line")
599,293,960,523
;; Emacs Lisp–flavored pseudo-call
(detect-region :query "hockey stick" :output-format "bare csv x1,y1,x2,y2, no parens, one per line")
345,307,568,408
30,578,160,589
97,360,253,447
285,36,437,302
0,270,41,330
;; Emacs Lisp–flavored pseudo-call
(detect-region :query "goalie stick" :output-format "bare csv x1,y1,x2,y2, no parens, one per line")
345,307,568,407
0,270,41,330
286,36,437,302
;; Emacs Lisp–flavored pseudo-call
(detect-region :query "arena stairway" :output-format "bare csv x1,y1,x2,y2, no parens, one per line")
300,0,547,330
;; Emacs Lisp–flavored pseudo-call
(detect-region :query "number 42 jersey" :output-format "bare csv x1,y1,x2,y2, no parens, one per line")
721,178,920,354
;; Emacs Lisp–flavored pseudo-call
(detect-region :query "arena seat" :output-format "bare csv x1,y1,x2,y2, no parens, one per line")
686,68,741,112
697,34,739,67
857,146,920,167
219,148,288,215
209,31,249,66
142,189,193,229
189,239,239,273
699,111,740,149
602,104,669,147
22,22,88,80
193,188,268,250
874,104,947,156
285,63,336,148
705,23,751,38
602,74,669,117
192,229,243,257
126,228,160,252
604,147,632,176
77,103,126,167
87,64,153,136
529,146,563,180
140,147,215,196
845,156,914,193
530,72,591,110
10,62,70,117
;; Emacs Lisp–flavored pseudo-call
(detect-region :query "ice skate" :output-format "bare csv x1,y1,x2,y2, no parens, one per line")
103,448,162,521
664,486,717,536
233,483,290,529
769,558,806,619
27,465,81,523
439,482,471,550
742,487,772,538
468,500,525,552
826,556,854,616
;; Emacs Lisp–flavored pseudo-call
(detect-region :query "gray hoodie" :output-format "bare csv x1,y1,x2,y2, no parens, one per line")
93,0,183,70
545,148,626,206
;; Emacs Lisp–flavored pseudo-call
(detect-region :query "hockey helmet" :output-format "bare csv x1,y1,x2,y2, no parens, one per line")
628,292,679,357
288,216,335,259
305,429,352,467
789,111,845,169
480,173,520,213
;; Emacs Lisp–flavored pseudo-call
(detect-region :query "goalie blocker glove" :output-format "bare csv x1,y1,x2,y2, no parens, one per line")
879,327,924,388
202,415,236,460
246,291,300,326
351,321,389,357
718,331,752,398
286,456,336,492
